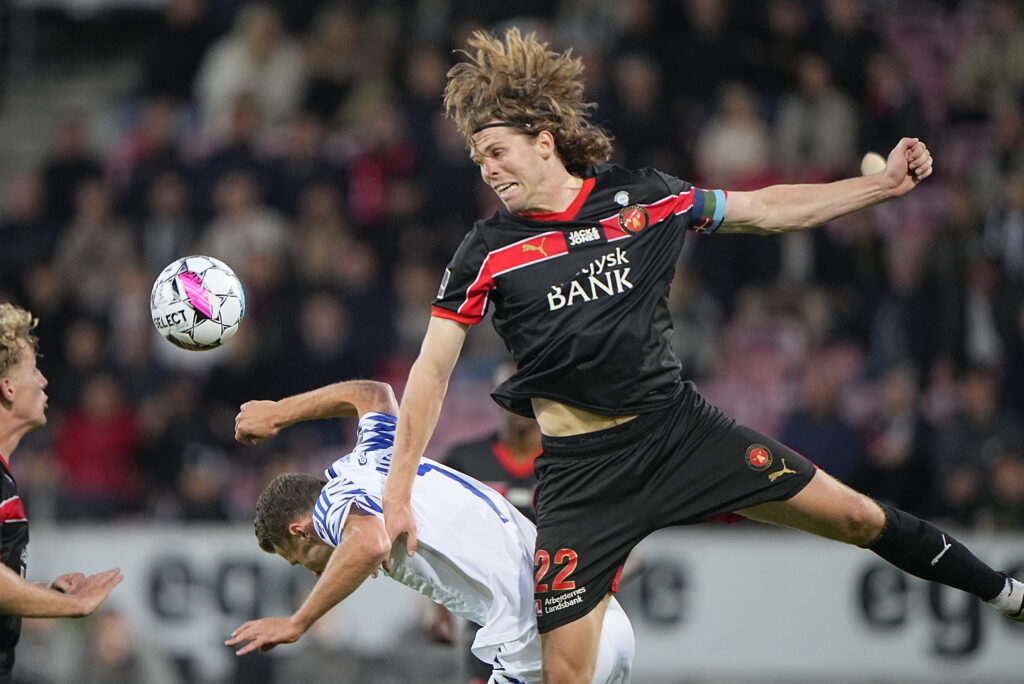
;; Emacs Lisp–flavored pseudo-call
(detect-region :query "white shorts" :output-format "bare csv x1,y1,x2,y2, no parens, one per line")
484,598,634,684
593,599,634,684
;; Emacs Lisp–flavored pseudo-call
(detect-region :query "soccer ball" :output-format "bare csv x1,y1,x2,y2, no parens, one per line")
150,256,245,351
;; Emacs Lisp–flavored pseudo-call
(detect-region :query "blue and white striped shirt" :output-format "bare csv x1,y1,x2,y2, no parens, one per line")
311,412,539,663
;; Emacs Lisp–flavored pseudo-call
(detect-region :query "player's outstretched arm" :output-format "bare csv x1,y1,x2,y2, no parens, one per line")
235,380,399,445
0,565,122,618
720,137,933,235
226,510,390,655
384,317,468,555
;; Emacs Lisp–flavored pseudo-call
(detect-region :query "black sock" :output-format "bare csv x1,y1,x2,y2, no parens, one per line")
866,505,1005,601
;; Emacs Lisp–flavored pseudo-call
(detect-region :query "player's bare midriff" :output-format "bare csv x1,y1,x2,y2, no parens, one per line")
531,398,638,437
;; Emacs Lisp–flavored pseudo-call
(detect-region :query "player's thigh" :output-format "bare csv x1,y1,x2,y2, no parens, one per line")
592,599,634,684
737,468,885,545
643,389,815,525
540,593,612,684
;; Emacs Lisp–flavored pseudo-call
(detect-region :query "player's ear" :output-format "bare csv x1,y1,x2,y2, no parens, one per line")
535,130,556,159
287,520,309,540
0,376,13,404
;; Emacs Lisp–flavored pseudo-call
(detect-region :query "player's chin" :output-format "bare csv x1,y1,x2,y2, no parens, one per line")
495,193,521,212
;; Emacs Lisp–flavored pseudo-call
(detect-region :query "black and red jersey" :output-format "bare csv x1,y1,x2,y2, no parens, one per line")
432,163,725,418
442,432,539,521
0,454,28,667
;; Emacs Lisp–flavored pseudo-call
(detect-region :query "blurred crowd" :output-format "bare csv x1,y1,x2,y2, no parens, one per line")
0,0,1023,535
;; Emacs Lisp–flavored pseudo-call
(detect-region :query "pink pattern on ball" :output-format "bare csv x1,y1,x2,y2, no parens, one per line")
177,271,213,319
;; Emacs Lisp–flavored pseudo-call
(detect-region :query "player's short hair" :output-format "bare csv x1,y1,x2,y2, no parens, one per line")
444,28,613,176
0,303,38,378
254,473,326,553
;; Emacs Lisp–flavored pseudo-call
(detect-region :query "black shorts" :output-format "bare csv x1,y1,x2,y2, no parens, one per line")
0,647,12,681
533,381,815,633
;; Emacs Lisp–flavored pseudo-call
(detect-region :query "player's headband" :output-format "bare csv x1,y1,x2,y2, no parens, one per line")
472,121,535,135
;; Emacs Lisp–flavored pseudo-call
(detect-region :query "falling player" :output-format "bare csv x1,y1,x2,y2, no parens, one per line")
225,379,633,684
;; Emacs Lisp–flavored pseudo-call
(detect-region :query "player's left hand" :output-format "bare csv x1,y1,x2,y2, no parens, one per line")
49,573,86,594
885,137,933,196
226,617,303,655
234,400,282,445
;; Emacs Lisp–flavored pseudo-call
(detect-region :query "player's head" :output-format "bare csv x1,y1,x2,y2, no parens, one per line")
445,28,612,183
254,473,333,574
0,303,47,432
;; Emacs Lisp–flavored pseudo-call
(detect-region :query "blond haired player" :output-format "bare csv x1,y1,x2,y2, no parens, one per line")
0,303,122,682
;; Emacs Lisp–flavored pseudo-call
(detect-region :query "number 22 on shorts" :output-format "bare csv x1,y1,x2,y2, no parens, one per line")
534,548,579,593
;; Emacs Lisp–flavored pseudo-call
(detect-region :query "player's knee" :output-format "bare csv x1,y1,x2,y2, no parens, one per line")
838,495,885,546
542,655,594,684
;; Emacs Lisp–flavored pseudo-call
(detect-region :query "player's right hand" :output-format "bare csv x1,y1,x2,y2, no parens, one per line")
383,499,417,564
66,568,123,617
234,400,281,445
226,617,303,655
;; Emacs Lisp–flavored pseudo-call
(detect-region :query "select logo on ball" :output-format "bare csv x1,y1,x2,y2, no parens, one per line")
152,307,191,331
745,444,773,471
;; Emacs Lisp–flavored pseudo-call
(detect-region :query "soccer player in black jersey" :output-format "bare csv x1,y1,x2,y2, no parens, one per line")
382,29,1024,684
0,303,122,682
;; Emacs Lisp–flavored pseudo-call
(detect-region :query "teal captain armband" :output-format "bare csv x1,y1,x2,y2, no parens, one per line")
690,189,727,234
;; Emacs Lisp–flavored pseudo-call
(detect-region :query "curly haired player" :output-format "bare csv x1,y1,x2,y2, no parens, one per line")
381,29,1024,683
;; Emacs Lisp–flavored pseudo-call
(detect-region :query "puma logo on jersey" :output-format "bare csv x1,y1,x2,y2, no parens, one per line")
768,459,797,482
522,238,548,257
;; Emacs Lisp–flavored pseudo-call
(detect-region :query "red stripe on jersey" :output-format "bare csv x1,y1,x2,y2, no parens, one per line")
599,188,697,240
437,232,570,324
519,177,596,222
454,257,496,322
601,218,629,241
431,305,480,325
489,232,568,276
0,496,27,524
610,564,625,593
